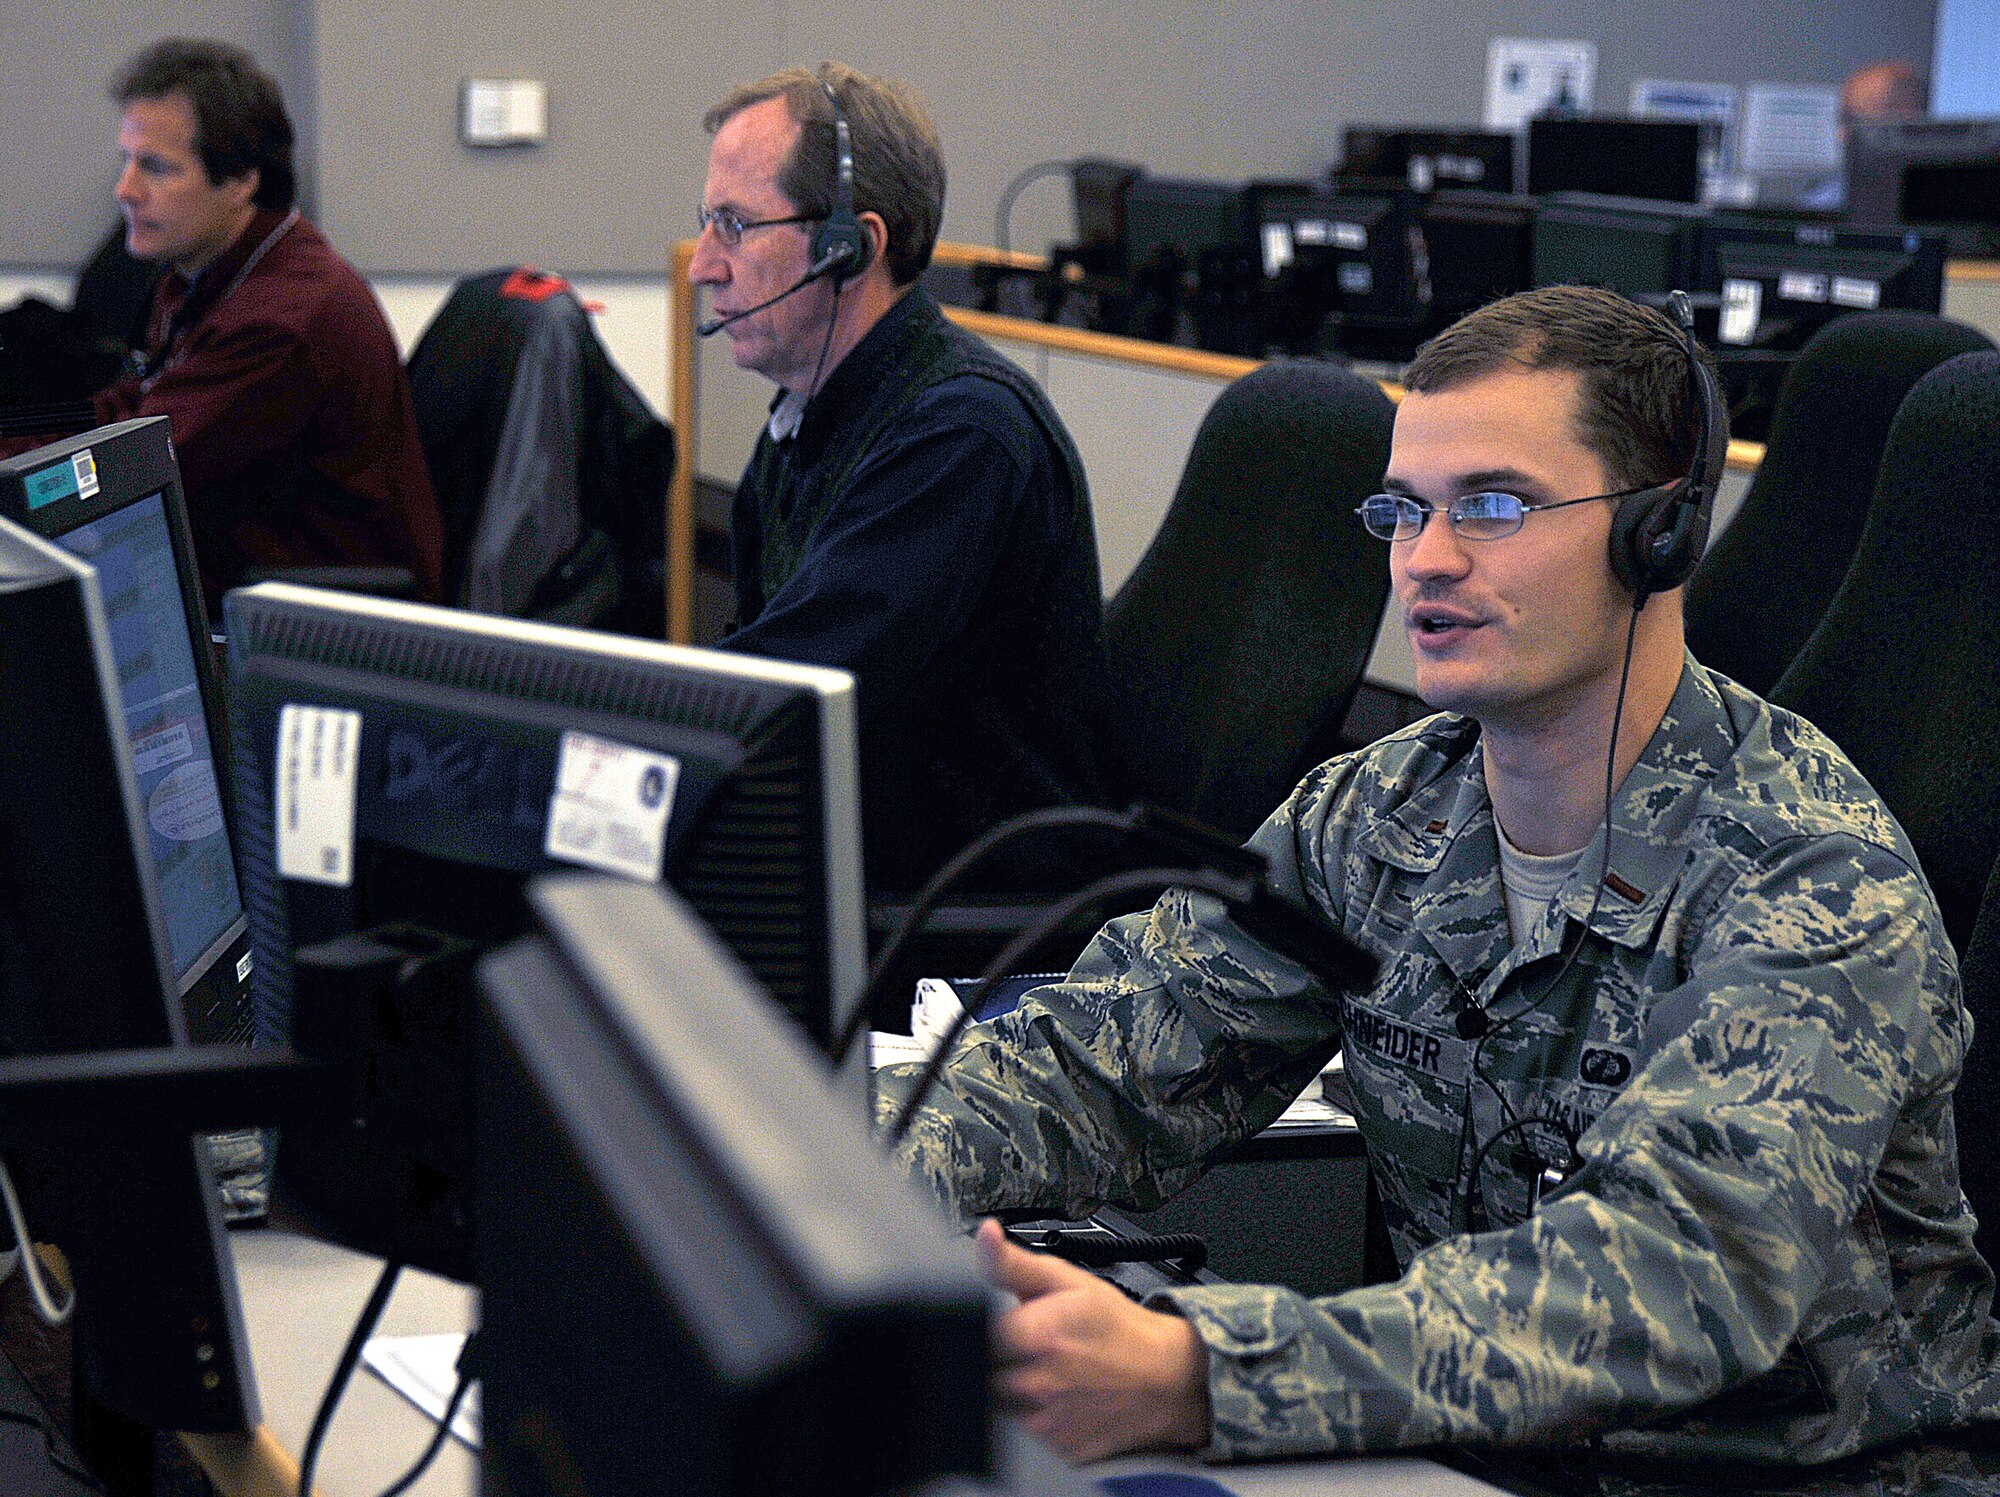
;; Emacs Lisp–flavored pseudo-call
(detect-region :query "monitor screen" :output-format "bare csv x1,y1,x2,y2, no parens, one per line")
223,584,866,1277
1528,116,1705,204
476,873,997,1497
0,515,257,1434
0,417,252,1043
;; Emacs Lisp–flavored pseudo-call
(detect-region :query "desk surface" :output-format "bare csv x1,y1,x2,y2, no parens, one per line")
191,1225,1506,1497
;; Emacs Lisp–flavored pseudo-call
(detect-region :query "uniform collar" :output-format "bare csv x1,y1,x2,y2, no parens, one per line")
1362,656,1740,970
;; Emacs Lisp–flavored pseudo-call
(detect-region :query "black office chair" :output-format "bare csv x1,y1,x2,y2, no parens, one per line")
1685,311,1994,698
1099,357,1397,839
1770,351,2000,954
405,268,673,633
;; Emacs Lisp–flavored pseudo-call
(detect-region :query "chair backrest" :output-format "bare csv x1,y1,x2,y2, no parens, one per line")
1100,358,1396,838
405,268,672,630
1949,852,2000,1270
1685,311,1994,697
1771,351,2000,953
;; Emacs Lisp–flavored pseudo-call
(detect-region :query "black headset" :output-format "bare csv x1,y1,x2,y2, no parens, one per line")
1606,290,1728,602
810,78,870,283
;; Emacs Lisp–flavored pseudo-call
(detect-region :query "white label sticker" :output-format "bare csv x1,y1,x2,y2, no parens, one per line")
131,721,194,775
72,449,99,500
1331,221,1368,251
1777,271,1829,303
1831,276,1881,309
237,951,254,985
1720,278,1762,346
275,705,362,887
544,731,680,882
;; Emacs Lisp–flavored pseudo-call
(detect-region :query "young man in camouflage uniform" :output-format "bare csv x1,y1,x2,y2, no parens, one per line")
876,286,2000,1490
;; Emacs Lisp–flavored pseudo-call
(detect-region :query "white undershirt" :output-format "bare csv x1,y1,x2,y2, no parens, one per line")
1497,825,1588,945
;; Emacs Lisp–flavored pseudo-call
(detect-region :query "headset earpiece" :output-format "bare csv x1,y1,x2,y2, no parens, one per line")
1608,290,1727,601
811,79,870,283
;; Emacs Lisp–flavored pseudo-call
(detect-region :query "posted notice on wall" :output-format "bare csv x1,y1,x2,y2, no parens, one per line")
1484,38,1597,131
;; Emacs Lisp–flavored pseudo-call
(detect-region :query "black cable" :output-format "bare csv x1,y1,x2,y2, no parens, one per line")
888,865,1256,1145
805,274,844,405
994,159,1076,252
1454,600,1645,1232
298,1257,405,1497
1023,1226,1208,1275
372,1329,482,1497
828,804,1137,1067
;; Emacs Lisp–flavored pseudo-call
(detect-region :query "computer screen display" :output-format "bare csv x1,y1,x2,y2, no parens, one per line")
1528,116,1705,204
224,584,865,1277
476,874,993,1497
0,417,252,1043
0,515,257,1434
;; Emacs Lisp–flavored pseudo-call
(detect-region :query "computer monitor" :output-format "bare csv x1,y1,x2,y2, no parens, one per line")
476,873,998,1497
1068,157,1145,277
0,417,253,1044
223,584,865,1275
1419,190,1538,327
1845,117,2000,257
1530,193,1707,299
0,514,257,1433
1121,176,1246,282
1252,182,1428,357
1528,116,1707,204
1341,126,1516,194
1698,216,1946,350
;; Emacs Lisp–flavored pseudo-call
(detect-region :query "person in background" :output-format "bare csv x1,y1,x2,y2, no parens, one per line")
691,62,1108,893
94,38,442,607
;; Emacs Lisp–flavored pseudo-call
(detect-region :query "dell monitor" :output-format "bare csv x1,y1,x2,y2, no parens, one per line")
1068,157,1145,277
223,584,865,1276
1528,116,1707,204
1699,217,1946,349
476,873,1007,1497
1342,126,1516,194
0,514,257,1433
0,417,252,1045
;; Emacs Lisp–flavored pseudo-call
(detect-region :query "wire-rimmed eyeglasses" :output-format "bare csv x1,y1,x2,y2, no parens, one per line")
1355,484,1661,542
696,205,823,249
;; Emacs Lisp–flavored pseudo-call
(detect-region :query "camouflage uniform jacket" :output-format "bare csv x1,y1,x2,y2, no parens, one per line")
879,658,2000,1465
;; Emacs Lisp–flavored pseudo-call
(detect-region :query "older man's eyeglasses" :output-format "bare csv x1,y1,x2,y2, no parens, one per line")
696,205,823,249
1355,484,1661,542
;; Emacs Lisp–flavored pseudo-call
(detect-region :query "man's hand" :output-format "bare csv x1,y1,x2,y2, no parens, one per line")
976,1218,1212,1463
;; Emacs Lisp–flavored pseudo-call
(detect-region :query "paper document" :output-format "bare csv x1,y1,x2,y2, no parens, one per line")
363,1333,481,1449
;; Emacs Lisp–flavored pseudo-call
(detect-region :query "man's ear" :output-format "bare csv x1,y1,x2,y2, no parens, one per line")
857,210,889,275
221,167,261,211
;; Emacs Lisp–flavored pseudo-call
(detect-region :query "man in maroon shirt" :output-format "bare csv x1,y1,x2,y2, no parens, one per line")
94,39,443,606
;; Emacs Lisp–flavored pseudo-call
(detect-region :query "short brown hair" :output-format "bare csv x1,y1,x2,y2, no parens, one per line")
115,38,295,211
1403,285,1723,491
703,62,945,287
